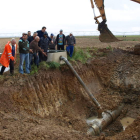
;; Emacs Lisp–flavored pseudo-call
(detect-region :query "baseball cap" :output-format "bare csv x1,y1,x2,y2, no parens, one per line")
60,29,63,32
44,32,48,36
51,33,54,36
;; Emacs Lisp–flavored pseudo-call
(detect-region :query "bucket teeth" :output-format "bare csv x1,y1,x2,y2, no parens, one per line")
99,24,120,42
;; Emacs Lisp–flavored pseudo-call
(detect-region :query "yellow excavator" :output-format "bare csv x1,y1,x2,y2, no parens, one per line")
90,0,140,42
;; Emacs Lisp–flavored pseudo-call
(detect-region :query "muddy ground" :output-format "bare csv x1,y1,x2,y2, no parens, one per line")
0,37,140,140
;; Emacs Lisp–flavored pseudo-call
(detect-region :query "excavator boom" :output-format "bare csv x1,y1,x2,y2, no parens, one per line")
131,0,140,4
91,0,140,42
91,0,120,42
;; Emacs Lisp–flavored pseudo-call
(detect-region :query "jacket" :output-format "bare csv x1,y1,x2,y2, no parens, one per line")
40,37,51,52
28,36,35,44
56,34,65,45
37,30,45,38
0,41,17,67
19,39,30,54
65,35,76,46
49,37,56,49
29,40,42,53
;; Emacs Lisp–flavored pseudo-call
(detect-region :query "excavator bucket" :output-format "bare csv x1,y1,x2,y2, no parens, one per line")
99,24,120,42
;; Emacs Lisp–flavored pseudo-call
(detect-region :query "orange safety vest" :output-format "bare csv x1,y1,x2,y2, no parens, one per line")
0,41,17,67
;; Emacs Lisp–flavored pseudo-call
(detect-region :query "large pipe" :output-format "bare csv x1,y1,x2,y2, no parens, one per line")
60,56,124,135
87,104,124,136
60,56,102,118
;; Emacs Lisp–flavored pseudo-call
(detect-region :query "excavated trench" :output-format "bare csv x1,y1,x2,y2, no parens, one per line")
0,49,140,140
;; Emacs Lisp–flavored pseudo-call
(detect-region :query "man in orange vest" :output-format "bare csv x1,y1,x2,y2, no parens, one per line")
0,38,17,75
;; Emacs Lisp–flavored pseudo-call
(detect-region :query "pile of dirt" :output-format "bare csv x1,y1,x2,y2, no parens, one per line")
0,48,140,139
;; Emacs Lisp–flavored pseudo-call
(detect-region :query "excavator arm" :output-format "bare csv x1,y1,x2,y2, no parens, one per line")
131,0,140,4
90,0,140,42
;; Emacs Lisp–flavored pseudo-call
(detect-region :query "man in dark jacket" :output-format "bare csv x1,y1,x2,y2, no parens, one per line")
28,32,38,44
36,26,47,40
56,30,65,50
19,33,33,74
40,32,52,61
65,33,76,57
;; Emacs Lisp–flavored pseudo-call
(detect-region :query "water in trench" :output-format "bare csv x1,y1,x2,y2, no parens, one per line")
120,117,135,130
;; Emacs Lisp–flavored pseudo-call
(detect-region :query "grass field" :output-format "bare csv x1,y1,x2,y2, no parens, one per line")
0,35,139,52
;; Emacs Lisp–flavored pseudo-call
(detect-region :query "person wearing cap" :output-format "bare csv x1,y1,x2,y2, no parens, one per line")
49,33,56,50
65,33,76,57
28,32,38,44
0,38,17,75
39,32,52,61
56,30,65,50
19,33,33,74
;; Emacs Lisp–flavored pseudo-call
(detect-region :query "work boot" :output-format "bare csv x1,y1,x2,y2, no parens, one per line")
10,71,14,76
0,72,3,75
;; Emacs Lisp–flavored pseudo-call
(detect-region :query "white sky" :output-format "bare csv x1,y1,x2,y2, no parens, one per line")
0,0,140,35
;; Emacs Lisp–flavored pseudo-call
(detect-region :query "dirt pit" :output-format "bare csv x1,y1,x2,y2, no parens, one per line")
0,38,140,140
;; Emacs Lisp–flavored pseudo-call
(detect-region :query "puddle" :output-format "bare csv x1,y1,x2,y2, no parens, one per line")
0,66,10,72
120,117,135,130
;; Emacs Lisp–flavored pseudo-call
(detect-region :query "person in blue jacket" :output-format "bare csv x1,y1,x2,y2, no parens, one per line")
36,26,47,41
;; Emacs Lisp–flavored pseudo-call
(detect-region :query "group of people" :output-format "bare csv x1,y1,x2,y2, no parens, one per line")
0,26,76,75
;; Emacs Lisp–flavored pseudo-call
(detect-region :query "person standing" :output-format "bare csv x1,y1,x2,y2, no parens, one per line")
56,30,65,50
28,32,38,44
40,32,52,61
27,31,31,38
0,38,17,75
65,33,76,57
49,33,56,50
19,33,32,74
36,26,47,40
29,36,47,69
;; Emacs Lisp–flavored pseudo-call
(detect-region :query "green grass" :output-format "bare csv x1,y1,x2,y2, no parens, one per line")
30,64,39,75
39,61,60,69
30,61,61,75
106,45,113,51
46,62,60,69
116,35,140,38
68,47,91,63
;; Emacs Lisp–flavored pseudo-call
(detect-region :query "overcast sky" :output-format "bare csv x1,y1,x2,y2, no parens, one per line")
0,0,140,35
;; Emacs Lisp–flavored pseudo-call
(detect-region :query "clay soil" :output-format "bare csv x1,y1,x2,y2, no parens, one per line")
0,37,140,140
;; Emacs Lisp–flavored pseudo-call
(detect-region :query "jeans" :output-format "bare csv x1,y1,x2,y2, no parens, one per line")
0,60,14,75
66,45,74,57
19,53,30,74
57,45,64,50
29,53,39,70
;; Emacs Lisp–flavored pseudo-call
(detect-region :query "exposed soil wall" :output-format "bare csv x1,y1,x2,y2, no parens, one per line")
0,48,140,140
